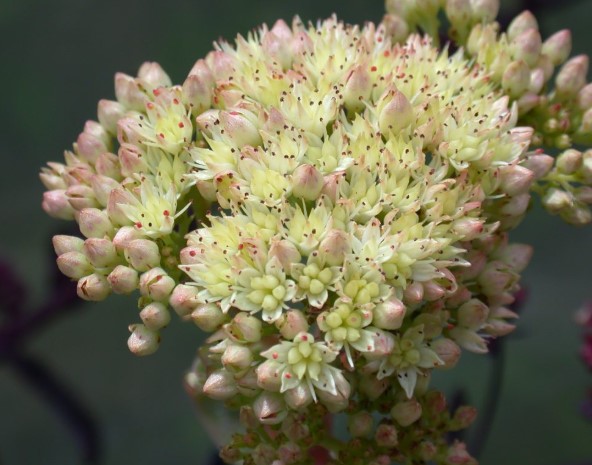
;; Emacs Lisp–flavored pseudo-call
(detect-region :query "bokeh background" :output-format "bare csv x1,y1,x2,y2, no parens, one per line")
1,0,591,464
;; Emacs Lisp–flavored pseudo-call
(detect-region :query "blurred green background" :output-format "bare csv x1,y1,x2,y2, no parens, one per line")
1,0,591,463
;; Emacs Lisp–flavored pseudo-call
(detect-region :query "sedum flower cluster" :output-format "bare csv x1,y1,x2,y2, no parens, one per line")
40,1,592,464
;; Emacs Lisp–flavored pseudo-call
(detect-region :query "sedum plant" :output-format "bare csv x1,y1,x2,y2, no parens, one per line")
39,0,592,463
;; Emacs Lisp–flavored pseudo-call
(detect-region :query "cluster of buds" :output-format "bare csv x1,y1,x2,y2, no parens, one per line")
40,1,592,464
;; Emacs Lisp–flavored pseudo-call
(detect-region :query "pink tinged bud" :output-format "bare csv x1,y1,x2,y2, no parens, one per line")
423,281,446,301
256,360,282,392
522,153,553,179
262,31,292,70
43,190,76,220
497,243,532,272
114,73,147,111
205,51,236,81
375,423,398,448
291,164,324,201
269,239,301,270
458,299,489,329
348,411,373,438
502,60,531,97
107,188,136,227
470,0,499,23
316,371,351,412
511,28,542,68
499,164,535,195
446,440,478,465
53,235,84,255
169,284,200,317
191,303,227,331
343,65,372,112
57,252,93,279
75,131,108,165
320,172,344,203
284,384,314,410
403,282,424,305
507,11,538,42
118,143,147,177
450,217,485,241
556,149,582,174
378,88,413,135
97,99,125,134
139,267,175,301
78,208,114,238
373,298,406,330
77,273,111,301
278,443,302,465
556,55,589,97
359,376,388,401
574,186,592,204
137,61,171,88
253,392,287,425
291,31,313,56
431,338,461,369
222,344,253,373
542,29,572,66
107,265,139,294
127,323,160,356
66,184,99,211
225,313,262,343
391,398,422,427
94,152,121,180
83,238,117,268
577,83,592,110
219,445,242,464
424,390,447,415
183,60,214,114
140,302,171,330
202,369,237,400
528,69,545,94
318,229,350,266
583,150,592,181
116,117,143,146
479,262,514,295
418,441,438,461
90,175,120,208
219,110,262,148
124,239,161,271
542,187,572,213
112,226,141,253
449,327,488,353
275,309,309,340
499,192,530,217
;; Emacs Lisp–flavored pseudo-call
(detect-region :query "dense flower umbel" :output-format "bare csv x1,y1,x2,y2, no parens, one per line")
41,1,592,463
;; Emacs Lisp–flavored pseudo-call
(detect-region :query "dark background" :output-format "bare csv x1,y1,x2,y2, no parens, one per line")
1,0,591,464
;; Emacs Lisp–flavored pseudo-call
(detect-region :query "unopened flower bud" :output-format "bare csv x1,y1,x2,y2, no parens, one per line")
83,238,117,268
511,28,542,68
391,398,422,427
124,239,160,271
429,338,460,369
284,384,314,410
451,405,478,430
220,445,242,464
139,267,175,301
378,88,413,135
574,186,592,204
499,192,530,217
262,30,293,71
373,297,406,330
359,375,388,400
140,302,171,330
112,227,141,253
318,229,349,266
375,423,398,448
381,13,409,43
278,442,302,465
418,441,438,461
191,303,227,331
169,284,200,317
556,55,589,97
183,60,214,115
522,153,553,179
423,281,446,301
446,441,478,465
219,110,262,148
291,164,323,201
507,11,538,42
225,312,262,343
42,190,76,220
253,392,287,425
97,99,125,134
118,143,147,178
205,50,236,81
75,131,108,165
424,390,447,416
541,29,572,67
451,217,485,240
275,309,309,339
79,208,114,238
202,368,237,400
114,73,147,112
137,61,171,88
66,184,99,211
348,411,373,438
556,149,582,174
403,281,424,305
343,65,372,112
222,344,253,373
542,187,572,213
53,235,84,255
499,164,535,195
57,252,92,279
256,360,282,392
470,0,499,23
77,273,111,301
502,60,531,97
449,326,488,353
560,203,592,225
577,83,592,110
582,150,592,181
90,175,119,208
95,152,121,180
127,323,160,356
107,265,139,294
579,108,592,134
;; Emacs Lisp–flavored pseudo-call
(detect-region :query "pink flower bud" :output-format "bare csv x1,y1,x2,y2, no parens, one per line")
225,312,262,343
348,411,373,438
116,117,144,146
124,239,161,271
424,390,447,415
256,360,282,392
403,282,424,305
579,107,592,134
78,208,114,238
320,171,345,203
343,65,372,112
556,149,582,174
278,442,302,465
275,309,309,340
316,371,351,412
284,384,314,410
262,29,293,71
502,60,531,97
542,187,572,213
556,55,589,97
219,110,262,148
139,267,175,301
118,143,147,177
372,297,406,330
449,327,488,353
83,238,117,268
222,344,253,373
268,239,301,271
42,190,76,220
418,441,437,460
114,73,148,111
431,338,461,369
77,273,111,301
577,83,592,110
90,175,119,208
499,192,530,217
423,281,446,301
479,262,514,295
291,164,324,201
290,31,313,56
127,323,160,356
499,164,535,196
137,61,171,89
318,229,350,266
57,252,92,279
378,88,413,135
111,226,141,253
191,303,227,330
542,29,572,66
511,28,542,68
75,131,108,165
375,423,398,448
359,376,388,400
205,50,236,81
507,11,538,41
450,217,485,241
66,184,99,211
140,302,171,330
446,440,478,465
107,265,139,294
574,186,592,204
202,368,237,400
53,235,84,255
94,152,121,180
97,100,125,135
219,445,242,464
522,153,553,179
183,60,214,115
470,0,499,23
391,398,422,427
253,392,287,425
